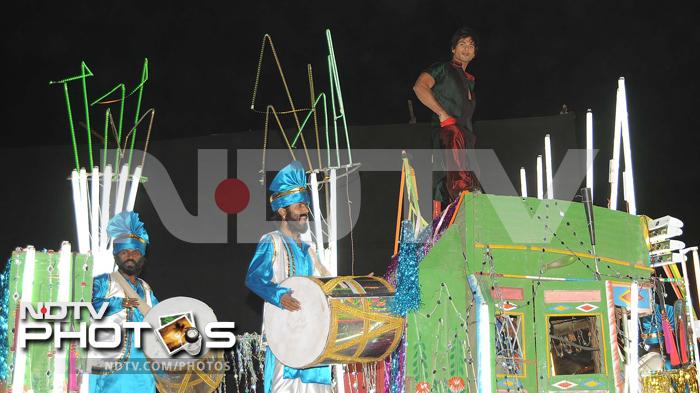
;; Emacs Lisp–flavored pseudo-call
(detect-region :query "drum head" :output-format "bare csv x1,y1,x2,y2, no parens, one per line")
264,277,330,368
142,296,218,364
639,352,664,376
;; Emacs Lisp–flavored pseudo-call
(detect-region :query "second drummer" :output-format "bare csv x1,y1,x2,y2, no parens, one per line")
245,160,332,393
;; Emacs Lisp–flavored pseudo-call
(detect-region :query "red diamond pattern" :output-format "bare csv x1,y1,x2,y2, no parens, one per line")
553,380,577,389
576,303,598,312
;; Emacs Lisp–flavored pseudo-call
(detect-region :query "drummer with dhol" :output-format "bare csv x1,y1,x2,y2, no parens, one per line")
245,161,332,393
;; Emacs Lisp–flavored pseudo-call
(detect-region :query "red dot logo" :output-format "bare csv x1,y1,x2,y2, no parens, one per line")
215,178,250,214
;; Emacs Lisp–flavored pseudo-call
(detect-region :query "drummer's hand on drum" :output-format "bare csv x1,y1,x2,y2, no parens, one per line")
122,297,139,309
280,291,301,311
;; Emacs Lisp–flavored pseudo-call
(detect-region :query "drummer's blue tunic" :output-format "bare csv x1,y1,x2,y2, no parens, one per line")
89,274,159,393
245,231,332,393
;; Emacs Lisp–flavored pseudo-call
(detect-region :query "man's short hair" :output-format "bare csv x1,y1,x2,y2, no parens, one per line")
450,27,479,51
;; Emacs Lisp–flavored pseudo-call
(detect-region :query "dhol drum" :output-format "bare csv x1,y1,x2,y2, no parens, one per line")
264,276,404,369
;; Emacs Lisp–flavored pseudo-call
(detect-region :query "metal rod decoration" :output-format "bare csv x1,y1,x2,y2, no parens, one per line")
127,59,149,172
308,64,323,170
581,187,600,279
519,167,527,197
92,84,126,169
102,108,110,170
291,93,328,158
50,62,95,171
326,29,352,165
544,133,554,200
536,155,544,200
628,281,640,393
80,62,94,169
328,55,340,167
586,109,593,198
64,83,80,172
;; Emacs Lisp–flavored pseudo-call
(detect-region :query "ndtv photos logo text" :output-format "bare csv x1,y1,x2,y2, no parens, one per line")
17,302,236,352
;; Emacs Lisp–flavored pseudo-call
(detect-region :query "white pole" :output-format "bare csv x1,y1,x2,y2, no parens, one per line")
329,169,338,276
693,247,700,389
544,134,554,200
609,79,623,210
679,249,700,372
309,172,326,267
586,109,594,198
619,78,636,215
99,165,113,251
53,242,72,393
519,167,527,198
90,167,100,252
536,155,544,200
12,246,35,393
691,248,700,317
125,165,142,212
71,171,87,253
628,281,640,393
113,164,129,215
78,169,91,254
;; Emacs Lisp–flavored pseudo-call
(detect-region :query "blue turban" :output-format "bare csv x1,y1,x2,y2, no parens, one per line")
107,211,150,255
269,161,310,211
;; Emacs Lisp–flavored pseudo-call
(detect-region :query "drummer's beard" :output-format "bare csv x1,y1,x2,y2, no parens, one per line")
284,211,309,234
116,255,146,276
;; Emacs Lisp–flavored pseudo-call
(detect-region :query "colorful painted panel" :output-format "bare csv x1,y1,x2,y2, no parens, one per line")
544,290,601,304
610,282,653,314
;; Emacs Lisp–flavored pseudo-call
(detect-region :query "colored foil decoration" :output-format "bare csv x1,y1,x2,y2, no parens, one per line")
641,366,699,393
230,333,266,392
69,344,78,390
0,259,10,382
390,220,422,316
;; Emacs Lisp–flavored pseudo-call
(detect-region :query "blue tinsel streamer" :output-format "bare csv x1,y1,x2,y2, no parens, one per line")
390,220,424,316
0,258,11,382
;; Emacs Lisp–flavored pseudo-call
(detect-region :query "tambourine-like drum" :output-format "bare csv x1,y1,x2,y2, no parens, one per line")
264,276,404,368
639,352,664,376
142,297,225,393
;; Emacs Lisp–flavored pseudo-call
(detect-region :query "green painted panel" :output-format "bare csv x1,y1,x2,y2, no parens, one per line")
5,248,94,391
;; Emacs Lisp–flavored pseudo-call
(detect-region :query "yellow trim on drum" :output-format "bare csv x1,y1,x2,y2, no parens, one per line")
353,297,372,358
322,301,403,359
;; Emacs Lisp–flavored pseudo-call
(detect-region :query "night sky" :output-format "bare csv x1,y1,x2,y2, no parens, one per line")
2,2,699,251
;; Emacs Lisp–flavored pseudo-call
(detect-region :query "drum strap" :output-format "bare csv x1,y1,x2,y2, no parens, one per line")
110,271,152,316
